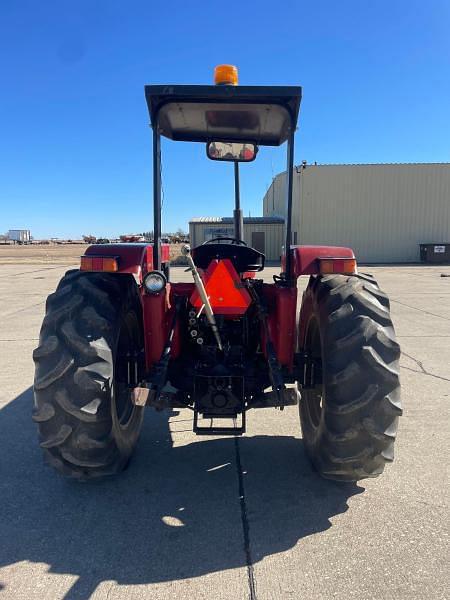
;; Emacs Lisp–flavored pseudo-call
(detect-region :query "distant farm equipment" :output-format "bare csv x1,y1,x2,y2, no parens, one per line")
120,234,146,243
7,229,32,244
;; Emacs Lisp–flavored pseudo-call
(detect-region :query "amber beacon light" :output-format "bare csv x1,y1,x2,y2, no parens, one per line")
214,64,238,85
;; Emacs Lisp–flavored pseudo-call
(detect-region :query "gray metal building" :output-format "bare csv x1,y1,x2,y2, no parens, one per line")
263,163,450,263
7,229,31,243
189,217,284,261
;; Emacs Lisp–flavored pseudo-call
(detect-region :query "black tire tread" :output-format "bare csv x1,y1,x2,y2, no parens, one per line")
299,273,401,481
33,270,143,479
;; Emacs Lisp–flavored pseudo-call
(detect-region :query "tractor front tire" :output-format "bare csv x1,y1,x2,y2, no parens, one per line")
33,270,145,479
299,273,402,481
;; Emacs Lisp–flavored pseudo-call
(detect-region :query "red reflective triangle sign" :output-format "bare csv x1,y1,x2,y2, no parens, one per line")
190,259,251,316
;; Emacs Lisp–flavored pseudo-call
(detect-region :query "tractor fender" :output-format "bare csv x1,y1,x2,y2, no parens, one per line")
83,243,170,283
83,243,171,371
284,245,355,278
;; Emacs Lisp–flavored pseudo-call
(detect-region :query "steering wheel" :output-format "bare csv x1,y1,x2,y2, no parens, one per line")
203,237,248,246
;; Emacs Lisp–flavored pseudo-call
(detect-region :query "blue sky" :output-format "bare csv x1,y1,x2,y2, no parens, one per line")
1,0,449,239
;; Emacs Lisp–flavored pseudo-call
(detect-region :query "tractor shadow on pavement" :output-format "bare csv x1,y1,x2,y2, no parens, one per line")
0,387,364,599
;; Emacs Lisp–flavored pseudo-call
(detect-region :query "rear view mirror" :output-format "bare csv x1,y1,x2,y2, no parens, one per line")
206,141,258,162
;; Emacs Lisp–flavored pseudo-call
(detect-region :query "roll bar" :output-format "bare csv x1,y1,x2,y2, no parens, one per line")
145,84,302,283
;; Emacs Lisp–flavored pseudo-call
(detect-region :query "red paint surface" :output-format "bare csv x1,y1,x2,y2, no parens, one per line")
140,279,297,370
141,282,197,369
141,286,172,369
261,284,297,369
282,245,355,278
190,259,251,316
80,243,298,372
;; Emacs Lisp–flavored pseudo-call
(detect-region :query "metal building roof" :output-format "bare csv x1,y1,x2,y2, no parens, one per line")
189,216,284,224
294,162,450,168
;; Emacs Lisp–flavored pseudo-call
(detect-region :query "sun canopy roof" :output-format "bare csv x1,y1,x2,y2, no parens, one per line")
144,85,302,146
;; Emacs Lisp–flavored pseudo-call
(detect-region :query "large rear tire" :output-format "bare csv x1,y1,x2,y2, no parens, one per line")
33,270,145,479
298,273,402,481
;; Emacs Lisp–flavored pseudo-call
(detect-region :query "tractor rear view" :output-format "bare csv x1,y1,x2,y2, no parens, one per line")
33,65,401,481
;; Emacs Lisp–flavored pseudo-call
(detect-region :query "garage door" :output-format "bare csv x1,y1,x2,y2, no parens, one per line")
251,231,265,254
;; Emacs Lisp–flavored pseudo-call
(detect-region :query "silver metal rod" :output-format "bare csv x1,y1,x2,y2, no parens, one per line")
181,245,223,351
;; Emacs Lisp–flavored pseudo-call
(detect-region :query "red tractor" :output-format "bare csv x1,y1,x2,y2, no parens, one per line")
33,65,401,481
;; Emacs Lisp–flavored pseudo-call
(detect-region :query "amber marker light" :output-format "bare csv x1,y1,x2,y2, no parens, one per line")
319,258,357,275
80,256,119,272
80,256,92,271
102,257,119,272
214,64,238,86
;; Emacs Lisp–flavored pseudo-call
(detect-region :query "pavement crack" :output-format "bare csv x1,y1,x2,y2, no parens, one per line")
234,436,257,600
1,301,45,318
415,499,447,511
401,352,450,383
397,335,450,338
0,338,39,342
390,298,450,322
0,265,70,279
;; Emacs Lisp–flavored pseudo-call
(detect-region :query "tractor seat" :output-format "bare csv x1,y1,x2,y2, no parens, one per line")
192,238,265,272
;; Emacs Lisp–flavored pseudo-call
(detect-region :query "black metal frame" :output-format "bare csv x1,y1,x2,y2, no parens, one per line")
193,410,246,435
152,126,162,271
233,162,244,242
146,84,301,282
285,127,295,282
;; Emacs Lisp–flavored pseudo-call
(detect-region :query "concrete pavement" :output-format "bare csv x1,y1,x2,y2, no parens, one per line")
0,263,449,599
